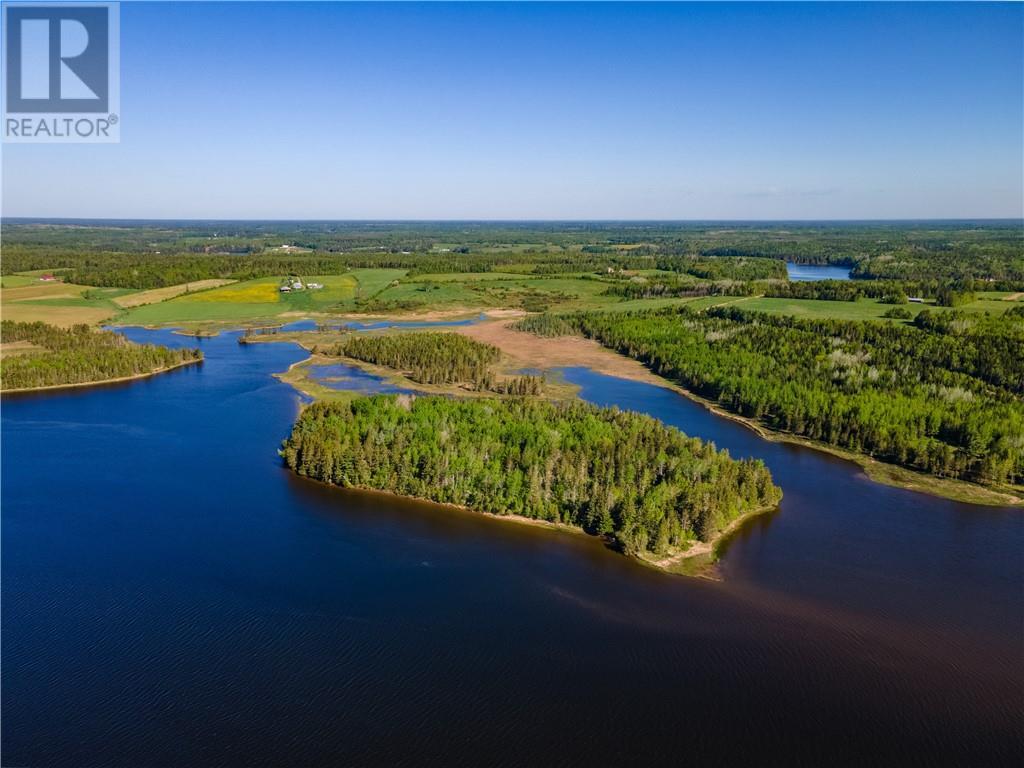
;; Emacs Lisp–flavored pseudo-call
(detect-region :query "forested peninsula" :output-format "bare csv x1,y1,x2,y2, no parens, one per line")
515,308,1024,490
320,332,544,395
282,395,782,563
0,321,201,392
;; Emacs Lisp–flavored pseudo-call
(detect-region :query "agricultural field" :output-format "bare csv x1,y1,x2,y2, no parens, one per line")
0,274,41,288
113,279,237,308
6,263,1021,330
348,268,408,299
118,270,401,325
0,279,124,327
731,292,1022,322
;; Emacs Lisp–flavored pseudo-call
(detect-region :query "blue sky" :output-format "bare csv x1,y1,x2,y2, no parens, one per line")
3,1,1022,219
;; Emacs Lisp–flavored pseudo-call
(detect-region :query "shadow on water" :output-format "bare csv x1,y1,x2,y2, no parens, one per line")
2,328,1021,766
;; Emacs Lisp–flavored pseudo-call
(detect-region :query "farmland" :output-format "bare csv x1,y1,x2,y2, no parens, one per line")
112,279,237,308
0,220,1021,519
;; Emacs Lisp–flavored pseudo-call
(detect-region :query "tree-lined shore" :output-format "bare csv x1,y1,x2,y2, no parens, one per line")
282,395,782,560
0,321,201,392
515,307,1024,489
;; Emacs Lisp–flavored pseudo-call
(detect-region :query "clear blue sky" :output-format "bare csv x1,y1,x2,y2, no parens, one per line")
3,1,1022,219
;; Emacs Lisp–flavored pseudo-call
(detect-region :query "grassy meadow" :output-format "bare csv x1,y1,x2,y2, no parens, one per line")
2,261,1021,332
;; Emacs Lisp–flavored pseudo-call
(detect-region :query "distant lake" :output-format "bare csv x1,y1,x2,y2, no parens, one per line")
2,330,1020,766
786,262,852,281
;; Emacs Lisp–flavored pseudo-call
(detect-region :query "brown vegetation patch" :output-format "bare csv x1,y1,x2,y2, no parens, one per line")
1,283,88,301
455,318,665,385
0,304,117,327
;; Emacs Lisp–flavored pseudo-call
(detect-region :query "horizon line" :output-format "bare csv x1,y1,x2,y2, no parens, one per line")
4,217,1023,225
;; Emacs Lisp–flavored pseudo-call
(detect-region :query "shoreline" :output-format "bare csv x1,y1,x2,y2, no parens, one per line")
141,307,516,339
1,357,202,395
127,313,1021,508
289,469,761,576
637,502,778,576
456,319,1022,507
642,372,1023,508
467,320,1022,508
274,350,580,404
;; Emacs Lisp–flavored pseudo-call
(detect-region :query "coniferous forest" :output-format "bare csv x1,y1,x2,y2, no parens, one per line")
331,333,500,387
325,332,542,394
282,396,782,556
515,308,1024,486
1,321,201,391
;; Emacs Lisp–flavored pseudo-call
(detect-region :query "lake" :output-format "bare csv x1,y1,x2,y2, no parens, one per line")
786,262,853,281
3,329,1021,766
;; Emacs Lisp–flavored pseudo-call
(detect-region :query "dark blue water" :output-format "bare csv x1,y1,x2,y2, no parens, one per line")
786,263,853,281
3,331,1021,766
560,368,1022,637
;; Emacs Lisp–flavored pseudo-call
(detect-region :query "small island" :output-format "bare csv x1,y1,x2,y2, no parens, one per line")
0,321,202,393
282,394,783,570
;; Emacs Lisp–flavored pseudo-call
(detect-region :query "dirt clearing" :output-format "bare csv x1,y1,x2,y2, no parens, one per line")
455,318,666,385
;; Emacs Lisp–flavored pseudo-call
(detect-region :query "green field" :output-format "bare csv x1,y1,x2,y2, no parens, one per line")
349,268,408,299
118,270,412,324
9,261,1021,328
370,274,616,312
1,274,40,288
731,292,1021,322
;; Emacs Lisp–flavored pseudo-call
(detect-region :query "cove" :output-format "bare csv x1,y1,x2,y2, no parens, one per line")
2,328,1020,766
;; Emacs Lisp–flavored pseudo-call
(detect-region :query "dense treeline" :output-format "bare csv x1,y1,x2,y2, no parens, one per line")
1,321,201,391
0,251,400,289
675,256,786,281
513,314,579,337
763,278,988,304
515,308,1024,485
603,274,989,304
603,277,715,300
492,375,544,396
764,280,863,302
282,396,782,555
325,332,518,392
0,247,660,288
4,220,1021,287
603,275,772,301
325,332,543,394
851,249,1023,284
